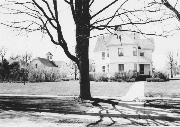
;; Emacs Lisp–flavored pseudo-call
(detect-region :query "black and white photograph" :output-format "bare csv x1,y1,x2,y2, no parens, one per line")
0,0,180,126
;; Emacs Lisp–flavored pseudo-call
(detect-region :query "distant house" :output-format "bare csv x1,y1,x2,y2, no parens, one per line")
30,52,71,79
93,27,155,76
30,52,58,70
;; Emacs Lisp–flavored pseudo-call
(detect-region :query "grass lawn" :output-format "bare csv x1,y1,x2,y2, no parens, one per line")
0,80,180,98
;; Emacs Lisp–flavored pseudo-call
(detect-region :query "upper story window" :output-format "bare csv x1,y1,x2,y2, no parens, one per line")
118,48,124,56
116,35,122,42
118,64,124,72
102,52,105,60
107,49,109,57
119,35,121,42
140,52,144,56
102,66,105,72
133,47,137,56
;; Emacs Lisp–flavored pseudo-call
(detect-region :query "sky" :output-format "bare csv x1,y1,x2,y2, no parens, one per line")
0,0,180,71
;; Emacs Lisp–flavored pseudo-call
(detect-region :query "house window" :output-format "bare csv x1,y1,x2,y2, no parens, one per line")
140,52,144,56
134,63,137,71
118,64,124,72
118,48,123,56
107,49,109,57
35,64,38,68
119,35,121,42
133,47,137,56
102,66,105,72
102,52,105,60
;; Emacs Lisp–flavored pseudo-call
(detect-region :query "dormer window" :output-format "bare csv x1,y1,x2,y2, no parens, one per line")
133,47,137,56
118,48,123,56
140,52,144,56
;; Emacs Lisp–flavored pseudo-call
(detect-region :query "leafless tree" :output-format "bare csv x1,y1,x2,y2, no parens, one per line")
0,0,176,99
21,52,32,64
0,47,7,61
68,60,79,80
167,51,177,78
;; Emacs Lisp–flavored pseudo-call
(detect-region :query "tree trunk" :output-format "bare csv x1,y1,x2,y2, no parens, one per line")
171,67,173,78
76,25,91,99
75,0,91,99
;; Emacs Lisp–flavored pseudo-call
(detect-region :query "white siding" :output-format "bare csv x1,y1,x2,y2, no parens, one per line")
94,35,153,76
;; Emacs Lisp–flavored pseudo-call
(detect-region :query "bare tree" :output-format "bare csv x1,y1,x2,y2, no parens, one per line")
0,47,7,62
167,51,177,78
0,0,175,99
21,52,32,64
68,60,79,80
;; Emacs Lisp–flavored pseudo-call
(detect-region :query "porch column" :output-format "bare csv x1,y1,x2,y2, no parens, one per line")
137,64,140,74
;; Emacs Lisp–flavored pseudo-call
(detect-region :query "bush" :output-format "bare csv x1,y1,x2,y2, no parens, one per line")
28,68,63,82
126,78,136,82
94,73,108,82
113,71,137,82
153,72,169,81
135,75,151,81
146,78,165,82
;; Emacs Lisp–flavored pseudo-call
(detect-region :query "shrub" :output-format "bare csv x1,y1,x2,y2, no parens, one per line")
136,75,151,81
146,78,166,82
28,68,63,82
109,76,116,82
126,78,136,82
94,73,108,82
153,72,169,81
113,71,137,82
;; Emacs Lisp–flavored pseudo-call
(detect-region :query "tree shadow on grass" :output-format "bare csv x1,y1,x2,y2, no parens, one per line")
86,97,180,126
0,96,180,126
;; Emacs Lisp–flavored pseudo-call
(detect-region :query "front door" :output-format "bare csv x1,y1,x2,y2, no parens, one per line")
139,64,144,74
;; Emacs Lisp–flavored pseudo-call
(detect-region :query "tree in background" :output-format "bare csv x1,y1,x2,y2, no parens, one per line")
68,60,79,80
0,59,10,81
167,52,178,78
0,0,177,99
0,47,7,62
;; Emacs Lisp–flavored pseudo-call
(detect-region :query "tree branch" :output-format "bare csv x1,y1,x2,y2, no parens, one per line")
32,0,57,29
161,0,180,21
91,0,119,19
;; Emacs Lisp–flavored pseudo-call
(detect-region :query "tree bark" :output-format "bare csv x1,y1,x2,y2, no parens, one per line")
75,0,91,99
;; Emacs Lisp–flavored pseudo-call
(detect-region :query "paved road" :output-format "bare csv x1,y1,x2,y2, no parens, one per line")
0,95,180,126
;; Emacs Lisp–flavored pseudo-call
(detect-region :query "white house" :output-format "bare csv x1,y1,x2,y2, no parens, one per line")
30,52,58,70
93,28,155,76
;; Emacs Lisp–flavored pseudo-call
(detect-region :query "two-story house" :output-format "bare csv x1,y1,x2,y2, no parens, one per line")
93,28,155,76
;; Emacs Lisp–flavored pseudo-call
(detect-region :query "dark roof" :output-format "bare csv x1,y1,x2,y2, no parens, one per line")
37,57,57,67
